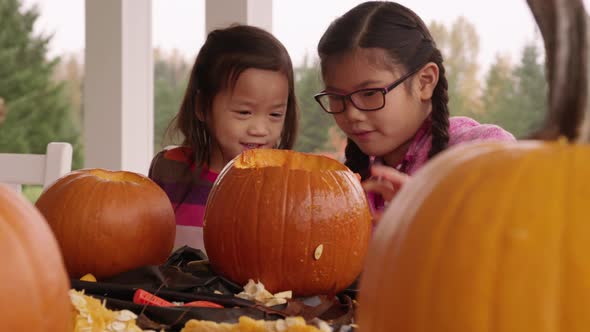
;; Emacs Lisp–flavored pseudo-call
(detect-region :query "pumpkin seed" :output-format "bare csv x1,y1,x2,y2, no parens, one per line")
314,244,323,260
109,321,126,331
116,310,137,322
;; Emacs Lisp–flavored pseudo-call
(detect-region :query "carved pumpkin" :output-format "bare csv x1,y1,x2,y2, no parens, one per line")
204,149,372,296
0,184,72,331
35,169,176,279
358,0,590,331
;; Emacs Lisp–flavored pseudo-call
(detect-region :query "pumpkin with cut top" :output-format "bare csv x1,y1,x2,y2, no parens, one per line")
204,149,372,296
35,169,176,279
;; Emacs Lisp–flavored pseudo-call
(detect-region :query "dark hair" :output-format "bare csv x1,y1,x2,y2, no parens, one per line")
318,1,449,178
171,24,298,167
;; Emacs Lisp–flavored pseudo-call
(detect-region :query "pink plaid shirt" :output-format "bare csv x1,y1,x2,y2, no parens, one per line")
369,116,515,212
383,116,515,175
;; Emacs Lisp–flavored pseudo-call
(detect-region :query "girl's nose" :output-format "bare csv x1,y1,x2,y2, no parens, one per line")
247,119,270,136
342,99,366,122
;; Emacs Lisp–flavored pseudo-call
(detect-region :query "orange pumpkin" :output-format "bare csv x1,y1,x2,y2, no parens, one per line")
358,140,590,331
358,0,590,330
35,169,176,279
204,149,372,296
0,184,72,331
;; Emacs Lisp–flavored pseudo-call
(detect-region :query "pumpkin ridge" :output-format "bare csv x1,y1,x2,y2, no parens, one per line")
233,169,257,282
87,177,106,273
229,173,245,281
488,148,546,330
303,170,313,291
0,187,71,330
557,145,570,331
279,167,288,290
328,170,348,292
3,223,45,327
1,204,47,328
423,155,501,331
88,177,109,276
331,171,358,288
62,174,102,276
254,168,265,285
487,149,540,332
530,147,562,329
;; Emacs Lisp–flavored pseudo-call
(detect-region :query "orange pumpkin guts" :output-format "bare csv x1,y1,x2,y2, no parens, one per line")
0,184,72,331
35,169,176,279
203,149,372,296
358,0,590,331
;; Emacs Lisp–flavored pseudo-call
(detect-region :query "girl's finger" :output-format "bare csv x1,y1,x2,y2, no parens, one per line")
362,180,399,202
370,165,410,186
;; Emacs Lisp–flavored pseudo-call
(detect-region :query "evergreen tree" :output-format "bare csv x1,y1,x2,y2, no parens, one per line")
293,57,334,153
153,49,190,152
511,42,547,137
480,43,547,138
429,17,482,117
0,0,82,167
54,53,83,126
480,54,517,128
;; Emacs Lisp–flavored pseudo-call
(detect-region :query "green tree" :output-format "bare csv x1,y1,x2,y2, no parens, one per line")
480,43,547,138
429,17,482,117
54,53,83,127
480,54,516,126
153,49,190,152
510,42,547,137
0,0,82,168
293,57,335,153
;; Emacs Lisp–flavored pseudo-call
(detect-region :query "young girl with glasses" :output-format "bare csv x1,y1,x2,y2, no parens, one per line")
149,25,298,250
315,1,514,222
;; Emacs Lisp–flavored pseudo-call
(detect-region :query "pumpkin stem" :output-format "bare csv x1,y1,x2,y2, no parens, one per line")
527,0,589,142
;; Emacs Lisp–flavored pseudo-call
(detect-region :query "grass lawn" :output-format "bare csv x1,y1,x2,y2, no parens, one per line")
22,185,43,204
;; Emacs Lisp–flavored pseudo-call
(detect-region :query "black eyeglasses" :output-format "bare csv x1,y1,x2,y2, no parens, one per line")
314,66,423,114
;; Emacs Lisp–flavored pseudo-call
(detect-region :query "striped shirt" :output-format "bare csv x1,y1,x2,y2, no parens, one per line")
148,147,218,251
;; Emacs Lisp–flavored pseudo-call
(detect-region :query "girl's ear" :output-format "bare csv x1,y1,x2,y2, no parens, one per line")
416,62,439,101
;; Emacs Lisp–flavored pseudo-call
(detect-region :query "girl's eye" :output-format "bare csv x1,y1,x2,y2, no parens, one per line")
361,90,378,97
270,112,284,118
234,110,251,116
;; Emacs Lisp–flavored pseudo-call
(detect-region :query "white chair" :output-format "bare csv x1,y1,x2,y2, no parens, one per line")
0,142,73,192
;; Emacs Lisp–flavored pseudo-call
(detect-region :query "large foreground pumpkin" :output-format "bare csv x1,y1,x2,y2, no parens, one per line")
35,169,176,279
204,149,372,296
358,0,590,331
0,184,72,331
359,140,590,331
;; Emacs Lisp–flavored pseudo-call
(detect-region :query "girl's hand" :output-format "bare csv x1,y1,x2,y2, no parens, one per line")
362,165,410,224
